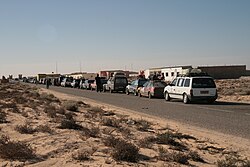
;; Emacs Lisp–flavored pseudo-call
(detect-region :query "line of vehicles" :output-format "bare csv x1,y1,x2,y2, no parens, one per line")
33,70,218,104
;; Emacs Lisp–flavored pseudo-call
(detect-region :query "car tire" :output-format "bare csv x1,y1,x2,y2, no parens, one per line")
207,99,215,104
183,93,190,104
164,92,170,101
138,92,142,97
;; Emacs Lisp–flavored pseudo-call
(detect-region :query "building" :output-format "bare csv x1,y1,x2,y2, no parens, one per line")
144,65,192,81
69,72,96,80
197,65,246,79
99,70,130,78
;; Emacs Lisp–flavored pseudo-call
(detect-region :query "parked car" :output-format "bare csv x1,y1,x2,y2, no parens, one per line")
138,80,167,98
82,79,94,89
164,76,217,104
125,78,148,96
71,79,81,88
103,76,128,93
79,79,86,89
91,78,108,91
61,77,73,87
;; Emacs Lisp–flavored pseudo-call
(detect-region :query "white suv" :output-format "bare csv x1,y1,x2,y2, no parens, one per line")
164,76,217,104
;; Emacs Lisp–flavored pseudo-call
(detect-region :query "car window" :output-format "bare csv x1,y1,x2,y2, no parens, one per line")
138,79,147,86
178,78,184,87
143,81,149,87
115,78,127,84
171,78,177,86
192,78,216,88
184,79,190,87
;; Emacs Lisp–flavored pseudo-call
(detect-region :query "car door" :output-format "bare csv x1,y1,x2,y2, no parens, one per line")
169,78,178,98
140,81,149,96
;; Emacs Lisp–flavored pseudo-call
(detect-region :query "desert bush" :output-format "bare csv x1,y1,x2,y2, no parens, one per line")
80,126,100,138
72,148,97,161
138,136,156,148
60,119,82,130
40,93,60,103
118,126,132,138
36,125,54,134
135,119,152,131
63,101,79,112
44,106,57,118
112,139,139,162
0,112,7,123
158,146,189,164
188,150,205,162
103,135,123,148
56,107,66,115
15,122,36,134
217,154,250,167
101,117,120,128
156,132,188,151
0,135,36,161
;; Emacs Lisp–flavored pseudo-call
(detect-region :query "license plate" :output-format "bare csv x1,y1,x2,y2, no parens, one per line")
200,91,209,94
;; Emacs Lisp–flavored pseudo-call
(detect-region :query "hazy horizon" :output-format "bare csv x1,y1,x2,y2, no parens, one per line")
1,0,250,77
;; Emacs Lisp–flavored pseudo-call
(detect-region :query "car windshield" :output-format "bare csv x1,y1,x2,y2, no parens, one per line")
192,78,216,88
101,79,107,84
138,79,148,86
115,78,127,84
88,80,94,83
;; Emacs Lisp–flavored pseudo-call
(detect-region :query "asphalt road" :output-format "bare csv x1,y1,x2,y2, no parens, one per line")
40,85,250,139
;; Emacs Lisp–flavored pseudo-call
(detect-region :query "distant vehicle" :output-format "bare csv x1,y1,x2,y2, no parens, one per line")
139,80,167,98
71,79,81,88
125,78,148,96
82,79,94,89
103,76,128,93
61,77,73,87
79,79,86,89
164,76,217,104
91,78,108,91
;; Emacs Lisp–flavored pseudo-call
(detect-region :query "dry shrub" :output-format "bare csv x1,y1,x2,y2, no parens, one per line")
158,146,189,165
36,125,54,134
63,101,79,112
112,139,139,162
156,132,188,151
80,126,100,139
72,147,97,161
135,119,152,131
138,136,156,148
101,117,120,128
60,119,82,130
103,135,123,148
188,150,205,163
40,93,60,103
0,135,36,161
0,112,7,123
217,153,250,167
15,122,36,134
44,106,57,118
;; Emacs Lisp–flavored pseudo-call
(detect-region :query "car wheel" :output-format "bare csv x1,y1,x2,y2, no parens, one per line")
183,93,190,104
126,89,129,95
164,91,171,101
207,99,215,104
138,92,142,97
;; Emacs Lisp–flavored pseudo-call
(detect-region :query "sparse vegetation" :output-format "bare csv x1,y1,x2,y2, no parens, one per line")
0,112,7,123
15,122,36,134
60,119,82,130
63,100,79,112
217,153,250,167
0,135,36,161
72,148,97,161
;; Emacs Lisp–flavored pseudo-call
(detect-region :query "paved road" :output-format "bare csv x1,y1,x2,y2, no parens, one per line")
41,85,250,139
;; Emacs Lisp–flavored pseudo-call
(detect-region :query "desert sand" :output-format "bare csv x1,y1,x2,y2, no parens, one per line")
0,82,249,167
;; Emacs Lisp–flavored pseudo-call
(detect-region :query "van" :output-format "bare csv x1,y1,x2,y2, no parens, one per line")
164,76,217,104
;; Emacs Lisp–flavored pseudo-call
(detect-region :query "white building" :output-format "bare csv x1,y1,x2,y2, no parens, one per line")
145,65,192,82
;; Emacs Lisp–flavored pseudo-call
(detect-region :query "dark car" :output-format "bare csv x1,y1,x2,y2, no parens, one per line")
71,79,81,88
104,76,128,93
61,77,73,87
125,78,148,96
139,80,167,98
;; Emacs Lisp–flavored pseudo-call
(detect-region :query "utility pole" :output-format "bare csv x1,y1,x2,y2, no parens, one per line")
56,62,58,74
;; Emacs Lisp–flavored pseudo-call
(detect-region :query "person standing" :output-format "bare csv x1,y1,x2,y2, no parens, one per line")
46,78,50,89
95,74,101,92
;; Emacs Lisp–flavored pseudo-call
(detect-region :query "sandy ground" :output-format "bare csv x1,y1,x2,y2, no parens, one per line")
0,83,249,167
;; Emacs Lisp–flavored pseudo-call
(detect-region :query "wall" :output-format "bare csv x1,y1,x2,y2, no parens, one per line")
198,65,246,79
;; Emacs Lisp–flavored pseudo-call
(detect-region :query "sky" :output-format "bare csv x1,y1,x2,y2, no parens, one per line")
0,0,250,77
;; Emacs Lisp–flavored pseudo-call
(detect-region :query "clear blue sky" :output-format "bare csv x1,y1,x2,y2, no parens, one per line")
1,0,250,77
